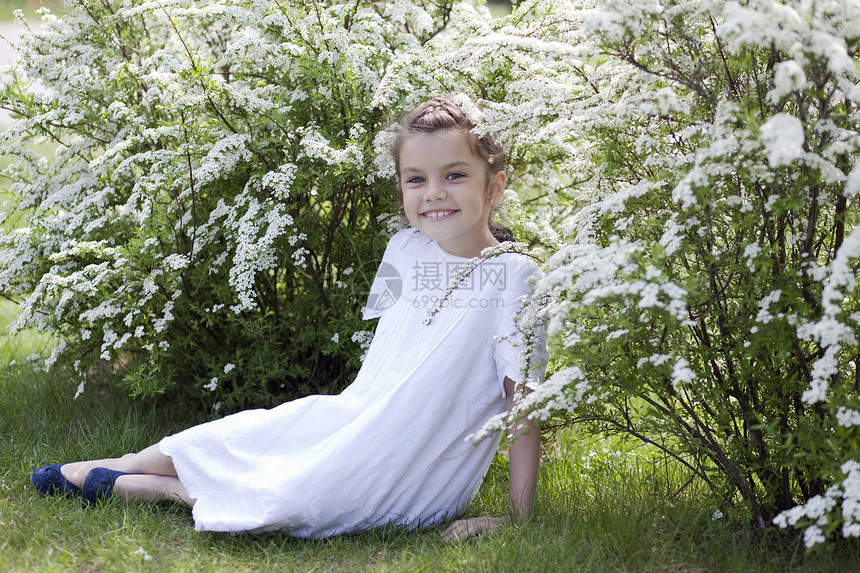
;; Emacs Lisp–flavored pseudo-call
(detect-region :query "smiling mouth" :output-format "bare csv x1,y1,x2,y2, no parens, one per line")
422,210,457,220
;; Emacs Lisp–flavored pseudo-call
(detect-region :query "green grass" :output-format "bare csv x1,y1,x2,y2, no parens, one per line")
2,349,860,572
0,0,63,21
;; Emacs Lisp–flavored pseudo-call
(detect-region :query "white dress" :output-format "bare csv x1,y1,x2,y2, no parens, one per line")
159,228,543,537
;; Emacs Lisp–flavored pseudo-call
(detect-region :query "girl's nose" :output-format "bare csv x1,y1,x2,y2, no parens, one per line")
423,179,446,201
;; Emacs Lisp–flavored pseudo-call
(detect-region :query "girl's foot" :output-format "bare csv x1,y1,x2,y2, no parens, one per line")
30,463,80,497
82,468,131,505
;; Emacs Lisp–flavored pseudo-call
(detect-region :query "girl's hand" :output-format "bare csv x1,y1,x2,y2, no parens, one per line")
442,516,505,542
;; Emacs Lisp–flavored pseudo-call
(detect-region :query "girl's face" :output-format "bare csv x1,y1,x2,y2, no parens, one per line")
398,130,505,258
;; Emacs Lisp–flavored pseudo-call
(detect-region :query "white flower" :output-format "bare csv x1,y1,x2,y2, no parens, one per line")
836,407,860,428
712,509,724,521
743,242,761,272
351,330,374,362
803,525,826,548
223,363,235,374
331,333,339,343
760,113,805,167
767,60,806,104
671,358,696,386
132,547,153,562
204,377,218,392
755,290,782,324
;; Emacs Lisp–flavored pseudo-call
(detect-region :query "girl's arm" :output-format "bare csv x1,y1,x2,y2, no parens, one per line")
442,376,540,542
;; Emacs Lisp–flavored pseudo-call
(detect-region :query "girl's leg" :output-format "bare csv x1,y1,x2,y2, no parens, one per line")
114,474,195,507
59,444,184,492
36,444,195,506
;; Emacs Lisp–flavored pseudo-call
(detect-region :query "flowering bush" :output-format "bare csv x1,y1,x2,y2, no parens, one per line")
485,0,860,546
0,0,575,409
0,0,439,409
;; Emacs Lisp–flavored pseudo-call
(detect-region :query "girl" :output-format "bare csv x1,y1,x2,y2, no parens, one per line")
30,96,545,542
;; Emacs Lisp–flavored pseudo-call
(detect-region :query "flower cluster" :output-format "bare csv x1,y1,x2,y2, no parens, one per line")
774,460,860,547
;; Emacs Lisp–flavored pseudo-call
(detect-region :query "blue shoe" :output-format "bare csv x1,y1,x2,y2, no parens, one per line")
30,464,80,497
82,467,130,505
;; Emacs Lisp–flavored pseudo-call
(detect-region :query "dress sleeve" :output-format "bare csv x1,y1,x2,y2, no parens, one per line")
493,256,548,398
362,229,412,320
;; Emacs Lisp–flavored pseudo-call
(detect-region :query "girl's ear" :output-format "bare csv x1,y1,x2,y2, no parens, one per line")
488,171,506,204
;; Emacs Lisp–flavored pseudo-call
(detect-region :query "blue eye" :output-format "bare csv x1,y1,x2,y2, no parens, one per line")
447,173,464,180
406,176,425,184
